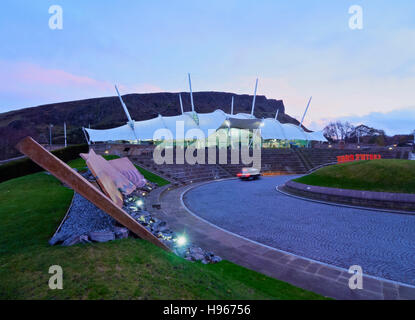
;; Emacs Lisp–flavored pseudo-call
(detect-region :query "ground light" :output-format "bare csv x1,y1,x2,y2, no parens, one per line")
176,235,187,247
135,199,144,208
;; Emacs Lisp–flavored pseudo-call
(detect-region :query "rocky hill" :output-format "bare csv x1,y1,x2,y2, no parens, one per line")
0,91,301,160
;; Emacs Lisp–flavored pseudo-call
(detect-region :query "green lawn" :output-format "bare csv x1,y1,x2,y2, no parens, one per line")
0,171,325,300
68,155,170,187
294,159,415,194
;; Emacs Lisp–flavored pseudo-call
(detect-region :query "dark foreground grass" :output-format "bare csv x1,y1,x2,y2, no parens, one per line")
0,172,325,299
294,159,415,194
68,156,170,186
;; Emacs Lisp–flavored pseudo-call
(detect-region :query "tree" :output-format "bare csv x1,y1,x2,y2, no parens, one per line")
323,121,355,142
348,124,385,143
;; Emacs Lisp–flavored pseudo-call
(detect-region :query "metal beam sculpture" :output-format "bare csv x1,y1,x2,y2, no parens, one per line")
15,136,170,252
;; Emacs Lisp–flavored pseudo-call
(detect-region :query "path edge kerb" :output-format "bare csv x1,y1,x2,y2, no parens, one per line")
283,180,415,213
179,178,415,291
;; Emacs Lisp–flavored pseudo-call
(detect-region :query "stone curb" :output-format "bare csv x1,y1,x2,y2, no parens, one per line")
284,180,415,212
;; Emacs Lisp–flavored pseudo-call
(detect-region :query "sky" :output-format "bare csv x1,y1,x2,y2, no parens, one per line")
0,0,415,135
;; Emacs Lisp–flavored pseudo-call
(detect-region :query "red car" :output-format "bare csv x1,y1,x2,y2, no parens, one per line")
237,167,261,180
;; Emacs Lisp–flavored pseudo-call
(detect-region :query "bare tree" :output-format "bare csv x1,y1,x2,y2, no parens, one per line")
323,121,355,142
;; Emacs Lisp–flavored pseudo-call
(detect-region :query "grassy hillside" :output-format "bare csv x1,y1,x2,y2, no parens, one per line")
0,168,324,299
294,159,415,193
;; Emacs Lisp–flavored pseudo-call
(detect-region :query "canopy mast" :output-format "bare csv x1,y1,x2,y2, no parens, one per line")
64,122,67,147
299,96,312,128
231,96,234,115
115,85,138,141
275,109,279,120
82,127,90,145
115,85,133,125
179,93,184,114
250,78,258,116
188,73,195,113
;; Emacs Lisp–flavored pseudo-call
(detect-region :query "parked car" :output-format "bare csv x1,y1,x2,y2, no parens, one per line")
237,167,261,180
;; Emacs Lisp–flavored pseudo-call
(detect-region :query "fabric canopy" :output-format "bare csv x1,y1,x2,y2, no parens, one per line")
305,130,327,142
260,118,286,140
85,123,136,142
85,109,327,143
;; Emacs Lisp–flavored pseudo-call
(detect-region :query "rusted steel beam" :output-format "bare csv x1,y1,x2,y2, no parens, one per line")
16,136,170,252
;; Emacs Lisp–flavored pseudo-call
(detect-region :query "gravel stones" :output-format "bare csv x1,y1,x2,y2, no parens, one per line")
49,193,117,245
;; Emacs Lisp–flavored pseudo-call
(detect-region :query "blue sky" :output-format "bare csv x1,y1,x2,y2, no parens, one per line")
1,0,415,135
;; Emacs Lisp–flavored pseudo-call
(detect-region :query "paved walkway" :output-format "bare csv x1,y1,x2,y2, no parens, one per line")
147,177,415,300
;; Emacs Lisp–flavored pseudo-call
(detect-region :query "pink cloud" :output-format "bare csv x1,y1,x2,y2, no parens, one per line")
0,60,164,111
6,62,112,90
0,60,113,95
12,62,113,90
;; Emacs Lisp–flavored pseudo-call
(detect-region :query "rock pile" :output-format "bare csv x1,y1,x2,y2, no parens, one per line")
123,194,222,264
182,246,222,264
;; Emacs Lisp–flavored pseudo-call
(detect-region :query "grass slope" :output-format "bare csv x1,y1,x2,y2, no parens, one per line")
0,171,325,299
68,155,170,187
294,159,415,194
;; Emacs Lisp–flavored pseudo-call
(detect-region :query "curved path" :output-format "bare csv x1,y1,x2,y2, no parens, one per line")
183,176,415,286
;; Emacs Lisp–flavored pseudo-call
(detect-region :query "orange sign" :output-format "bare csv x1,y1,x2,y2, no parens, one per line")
337,154,382,163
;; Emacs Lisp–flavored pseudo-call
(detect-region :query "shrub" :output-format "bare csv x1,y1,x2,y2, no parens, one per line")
0,144,89,183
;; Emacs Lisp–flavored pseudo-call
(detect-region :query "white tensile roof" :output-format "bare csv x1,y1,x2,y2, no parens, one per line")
260,118,287,140
86,110,228,142
305,130,327,142
85,123,136,142
281,123,308,140
85,110,327,142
